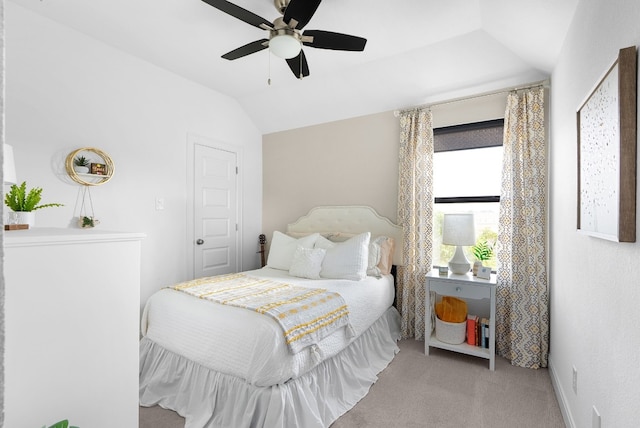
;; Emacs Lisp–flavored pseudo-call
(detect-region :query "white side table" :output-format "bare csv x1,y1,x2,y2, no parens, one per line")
425,269,497,370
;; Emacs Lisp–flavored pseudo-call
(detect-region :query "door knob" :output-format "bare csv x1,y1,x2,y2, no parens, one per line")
196,239,204,245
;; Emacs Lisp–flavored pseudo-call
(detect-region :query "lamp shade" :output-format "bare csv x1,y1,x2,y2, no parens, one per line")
3,144,17,185
442,213,476,246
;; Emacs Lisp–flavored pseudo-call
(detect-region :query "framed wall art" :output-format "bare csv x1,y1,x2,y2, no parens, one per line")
577,46,637,242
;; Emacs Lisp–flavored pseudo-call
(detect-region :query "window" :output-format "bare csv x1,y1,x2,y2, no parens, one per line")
432,119,503,270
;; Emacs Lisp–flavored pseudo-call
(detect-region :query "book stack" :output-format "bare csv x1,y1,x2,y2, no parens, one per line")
466,315,490,348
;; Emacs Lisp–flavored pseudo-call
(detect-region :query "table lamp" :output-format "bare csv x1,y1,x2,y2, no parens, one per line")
442,213,476,274
4,144,17,185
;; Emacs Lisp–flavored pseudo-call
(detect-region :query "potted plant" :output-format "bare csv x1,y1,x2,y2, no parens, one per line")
471,240,494,276
79,215,100,228
4,181,64,227
73,155,91,174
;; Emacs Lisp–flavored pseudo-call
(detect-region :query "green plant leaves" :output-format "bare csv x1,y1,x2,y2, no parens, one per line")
471,240,494,261
74,155,90,167
23,185,43,211
4,181,63,212
44,420,79,428
4,181,29,211
48,421,68,428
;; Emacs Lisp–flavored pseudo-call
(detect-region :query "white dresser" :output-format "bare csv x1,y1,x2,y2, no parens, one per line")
4,228,145,428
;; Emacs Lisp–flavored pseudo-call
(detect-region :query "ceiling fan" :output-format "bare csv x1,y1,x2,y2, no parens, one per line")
201,0,367,79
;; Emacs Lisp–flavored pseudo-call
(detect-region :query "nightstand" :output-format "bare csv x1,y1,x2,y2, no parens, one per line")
425,269,497,370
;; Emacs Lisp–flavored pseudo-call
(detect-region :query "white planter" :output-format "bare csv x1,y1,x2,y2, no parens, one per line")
9,211,35,227
74,166,90,174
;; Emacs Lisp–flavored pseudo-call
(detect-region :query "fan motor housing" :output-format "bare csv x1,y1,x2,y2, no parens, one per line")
274,0,290,14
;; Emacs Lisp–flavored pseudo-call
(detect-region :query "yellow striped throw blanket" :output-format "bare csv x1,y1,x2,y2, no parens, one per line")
171,273,353,354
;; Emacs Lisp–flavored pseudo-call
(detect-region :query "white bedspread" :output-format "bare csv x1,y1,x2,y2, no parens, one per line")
141,267,395,387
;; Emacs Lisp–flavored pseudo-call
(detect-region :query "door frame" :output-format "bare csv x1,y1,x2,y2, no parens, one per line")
186,132,243,279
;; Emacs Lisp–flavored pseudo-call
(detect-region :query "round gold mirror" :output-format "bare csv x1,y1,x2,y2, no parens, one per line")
65,147,114,186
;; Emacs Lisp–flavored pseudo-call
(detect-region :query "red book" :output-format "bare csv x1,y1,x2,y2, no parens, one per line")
466,315,478,346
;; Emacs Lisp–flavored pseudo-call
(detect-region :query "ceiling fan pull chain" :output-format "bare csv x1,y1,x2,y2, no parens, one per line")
268,50,272,85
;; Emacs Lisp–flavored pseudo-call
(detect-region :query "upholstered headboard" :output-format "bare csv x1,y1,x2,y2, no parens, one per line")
286,206,404,266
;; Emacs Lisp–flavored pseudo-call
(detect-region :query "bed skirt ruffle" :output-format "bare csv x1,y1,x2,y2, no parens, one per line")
139,306,401,428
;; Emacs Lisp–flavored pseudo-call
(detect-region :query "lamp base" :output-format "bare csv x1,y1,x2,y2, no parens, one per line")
448,245,471,274
448,261,471,275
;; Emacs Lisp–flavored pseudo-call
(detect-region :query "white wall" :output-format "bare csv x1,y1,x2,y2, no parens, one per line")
5,3,263,309
1,1,5,426
549,0,640,426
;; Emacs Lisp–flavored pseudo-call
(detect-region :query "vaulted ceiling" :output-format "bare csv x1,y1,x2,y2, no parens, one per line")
10,0,579,134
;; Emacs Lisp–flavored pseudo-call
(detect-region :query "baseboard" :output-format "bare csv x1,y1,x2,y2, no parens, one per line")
548,355,576,428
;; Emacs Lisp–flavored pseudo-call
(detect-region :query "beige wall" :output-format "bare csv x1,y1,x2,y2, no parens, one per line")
262,93,507,244
262,111,400,242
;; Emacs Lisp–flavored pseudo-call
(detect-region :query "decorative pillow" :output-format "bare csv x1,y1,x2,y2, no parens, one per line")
367,237,384,277
288,231,344,241
318,232,371,281
367,236,396,277
287,231,319,239
289,246,326,279
325,232,358,242
377,237,395,275
266,231,319,271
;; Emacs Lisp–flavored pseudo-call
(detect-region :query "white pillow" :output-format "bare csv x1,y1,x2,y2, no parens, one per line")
314,234,335,250
317,232,371,281
289,246,326,279
266,231,319,271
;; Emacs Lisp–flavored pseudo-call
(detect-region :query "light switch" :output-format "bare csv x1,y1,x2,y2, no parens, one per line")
155,197,165,211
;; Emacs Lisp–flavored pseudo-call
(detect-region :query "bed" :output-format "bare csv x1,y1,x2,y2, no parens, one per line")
139,206,404,427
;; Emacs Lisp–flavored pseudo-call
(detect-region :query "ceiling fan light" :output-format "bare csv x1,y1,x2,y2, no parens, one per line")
269,34,301,59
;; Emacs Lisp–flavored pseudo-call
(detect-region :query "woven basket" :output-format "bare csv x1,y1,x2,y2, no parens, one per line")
435,317,466,345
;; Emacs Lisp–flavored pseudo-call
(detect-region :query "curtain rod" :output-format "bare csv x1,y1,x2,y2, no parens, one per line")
393,79,549,117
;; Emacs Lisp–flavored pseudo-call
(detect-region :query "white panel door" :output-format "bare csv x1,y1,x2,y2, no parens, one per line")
194,143,238,278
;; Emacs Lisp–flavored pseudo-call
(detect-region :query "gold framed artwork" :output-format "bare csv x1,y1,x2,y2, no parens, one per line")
577,46,637,242
90,163,107,175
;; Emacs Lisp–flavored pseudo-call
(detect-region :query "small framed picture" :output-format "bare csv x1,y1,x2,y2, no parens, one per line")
90,163,107,175
477,266,491,280
438,266,448,276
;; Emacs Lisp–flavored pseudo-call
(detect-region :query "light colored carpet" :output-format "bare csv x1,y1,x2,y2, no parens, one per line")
140,339,565,428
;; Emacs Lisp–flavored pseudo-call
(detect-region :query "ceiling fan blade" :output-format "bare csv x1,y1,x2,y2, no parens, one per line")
222,39,269,60
201,0,272,29
286,50,310,79
283,0,322,29
303,30,367,51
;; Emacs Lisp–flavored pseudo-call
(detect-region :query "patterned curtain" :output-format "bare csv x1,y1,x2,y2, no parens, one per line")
496,86,549,368
396,108,434,340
